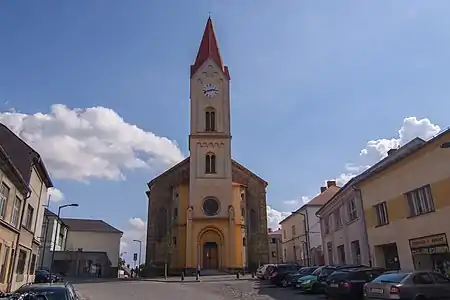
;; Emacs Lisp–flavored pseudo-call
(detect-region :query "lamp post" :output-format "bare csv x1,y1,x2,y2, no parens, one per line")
133,239,142,268
49,203,79,277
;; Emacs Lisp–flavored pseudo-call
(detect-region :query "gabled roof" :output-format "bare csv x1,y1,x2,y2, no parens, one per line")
316,135,436,216
0,123,53,188
279,185,340,225
0,145,29,195
62,218,123,234
190,17,230,79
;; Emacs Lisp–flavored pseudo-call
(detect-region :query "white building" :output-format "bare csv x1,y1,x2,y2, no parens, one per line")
38,208,69,270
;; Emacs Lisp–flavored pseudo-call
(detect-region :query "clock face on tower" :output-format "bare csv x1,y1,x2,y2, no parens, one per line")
203,83,219,98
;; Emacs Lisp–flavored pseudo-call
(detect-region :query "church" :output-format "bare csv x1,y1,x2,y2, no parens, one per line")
145,17,269,273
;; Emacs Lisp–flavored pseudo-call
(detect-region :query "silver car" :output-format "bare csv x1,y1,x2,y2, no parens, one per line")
364,270,450,299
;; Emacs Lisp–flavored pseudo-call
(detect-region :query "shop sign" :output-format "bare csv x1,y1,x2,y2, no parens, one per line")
409,233,448,249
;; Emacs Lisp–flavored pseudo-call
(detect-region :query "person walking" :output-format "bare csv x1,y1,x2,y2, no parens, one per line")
196,264,201,280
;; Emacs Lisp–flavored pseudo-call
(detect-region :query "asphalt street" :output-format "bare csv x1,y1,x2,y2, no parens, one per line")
74,276,326,300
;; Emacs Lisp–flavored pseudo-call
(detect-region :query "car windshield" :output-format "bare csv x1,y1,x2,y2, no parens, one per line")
16,289,67,300
371,273,408,283
35,270,49,275
312,267,324,275
322,267,336,276
302,267,317,274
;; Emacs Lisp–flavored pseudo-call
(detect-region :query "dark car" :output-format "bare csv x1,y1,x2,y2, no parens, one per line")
34,271,53,284
280,266,317,287
325,267,385,299
15,282,78,300
315,265,368,293
269,264,302,286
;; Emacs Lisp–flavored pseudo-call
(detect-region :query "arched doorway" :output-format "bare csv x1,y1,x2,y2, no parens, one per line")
203,242,218,269
198,227,224,270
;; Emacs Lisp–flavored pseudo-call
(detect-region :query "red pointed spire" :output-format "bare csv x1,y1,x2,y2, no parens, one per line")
191,17,230,79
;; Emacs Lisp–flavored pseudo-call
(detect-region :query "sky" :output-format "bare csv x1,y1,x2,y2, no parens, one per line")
1,0,450,264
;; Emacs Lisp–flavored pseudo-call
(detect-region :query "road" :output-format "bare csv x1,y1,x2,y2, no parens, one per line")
74,275,325,300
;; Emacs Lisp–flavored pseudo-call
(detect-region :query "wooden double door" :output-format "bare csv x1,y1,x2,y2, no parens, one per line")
202,242,219,270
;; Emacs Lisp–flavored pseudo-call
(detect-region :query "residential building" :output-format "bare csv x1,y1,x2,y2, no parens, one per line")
38,209,69,270
0,124,53,291
0,146,29,292
316,182,371,266
51,218,123,278
145,17,269,273
280,182,339,266
358,130,450,271
268,229,282,264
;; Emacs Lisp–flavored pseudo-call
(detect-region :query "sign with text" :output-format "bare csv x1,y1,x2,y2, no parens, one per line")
409,233,448,249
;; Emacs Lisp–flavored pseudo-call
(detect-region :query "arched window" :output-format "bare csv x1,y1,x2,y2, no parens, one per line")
205,108,216,132
157,207,167,240
250,209,257,231
205,153,216,174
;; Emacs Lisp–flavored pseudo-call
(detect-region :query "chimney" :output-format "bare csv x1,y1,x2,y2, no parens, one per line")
387,148,397,156
326,180,336,188
320,186,327,193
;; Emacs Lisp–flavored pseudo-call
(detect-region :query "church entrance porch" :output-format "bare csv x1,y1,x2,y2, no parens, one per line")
203,242,219,269
197,227,224,270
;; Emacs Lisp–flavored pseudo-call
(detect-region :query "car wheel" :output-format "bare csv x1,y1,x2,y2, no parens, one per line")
311,282,318,293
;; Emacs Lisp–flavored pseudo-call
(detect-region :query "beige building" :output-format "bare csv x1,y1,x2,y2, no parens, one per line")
268,229,282,264
146,17,269,273
280,182,339,266
358,130,450,271
0,124,53,291
58,218,123,277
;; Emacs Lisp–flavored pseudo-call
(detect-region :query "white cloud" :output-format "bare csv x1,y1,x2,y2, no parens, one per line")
47,187,64,203
334,116,441,186
120,217,147,264
0,104,185,181
267,205,290,230
283,196,310,206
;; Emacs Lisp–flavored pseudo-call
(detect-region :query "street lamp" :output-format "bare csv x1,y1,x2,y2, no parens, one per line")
133,239,142,267
441,142,450,149
50,203,79,277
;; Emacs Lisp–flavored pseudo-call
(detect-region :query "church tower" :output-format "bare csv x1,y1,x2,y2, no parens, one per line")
187,17,235,270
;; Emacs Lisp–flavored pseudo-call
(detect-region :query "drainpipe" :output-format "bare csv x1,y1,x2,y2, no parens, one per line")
7,157,40,292
353,187,372,267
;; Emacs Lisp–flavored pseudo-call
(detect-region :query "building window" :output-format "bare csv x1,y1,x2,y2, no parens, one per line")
205,109,216,132
284,249,287,261
16,250,27,275
250,209,257,230
11,197,21,227
323,216,330,234
271,238,276,244
272,251,276,258
337,245,346,264
334,208,342,229
0,246,9,282
351,240,361,264
203,198,220,216
347,199,357,222
291,225,296,236
173,208,178,218
205,153,216,174
157,207,168,240
406,185,435,217
283,230,286,239
172,236,177,246
375,202,389,226
29,254,37,274
327,242,333,264
25,204,34,230
243,237,246,246
241,208,245,219
0,183,10,218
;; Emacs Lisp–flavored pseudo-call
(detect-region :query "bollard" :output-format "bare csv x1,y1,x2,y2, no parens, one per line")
196,272,199,281
236,271,240,279
181,272,184,281
251,272,255,278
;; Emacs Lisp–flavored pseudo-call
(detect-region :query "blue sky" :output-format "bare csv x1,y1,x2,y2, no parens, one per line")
1,0,450,262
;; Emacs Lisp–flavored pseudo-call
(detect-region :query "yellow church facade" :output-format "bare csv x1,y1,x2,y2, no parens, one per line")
145,18,269,273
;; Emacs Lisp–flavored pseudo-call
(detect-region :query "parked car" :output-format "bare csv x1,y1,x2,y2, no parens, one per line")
282,266,319,287
263,265,276,280
363,270,450,299
256,264,273,279
15,282,79,300
34,270,54,284
296,265,368,293
269,264,302,286
325,267,385,299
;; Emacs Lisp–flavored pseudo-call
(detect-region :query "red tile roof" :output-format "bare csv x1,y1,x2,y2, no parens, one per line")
190,17,230,79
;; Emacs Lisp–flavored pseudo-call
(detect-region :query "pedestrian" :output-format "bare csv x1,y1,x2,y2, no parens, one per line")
97,266,102,278
196,264,201,277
